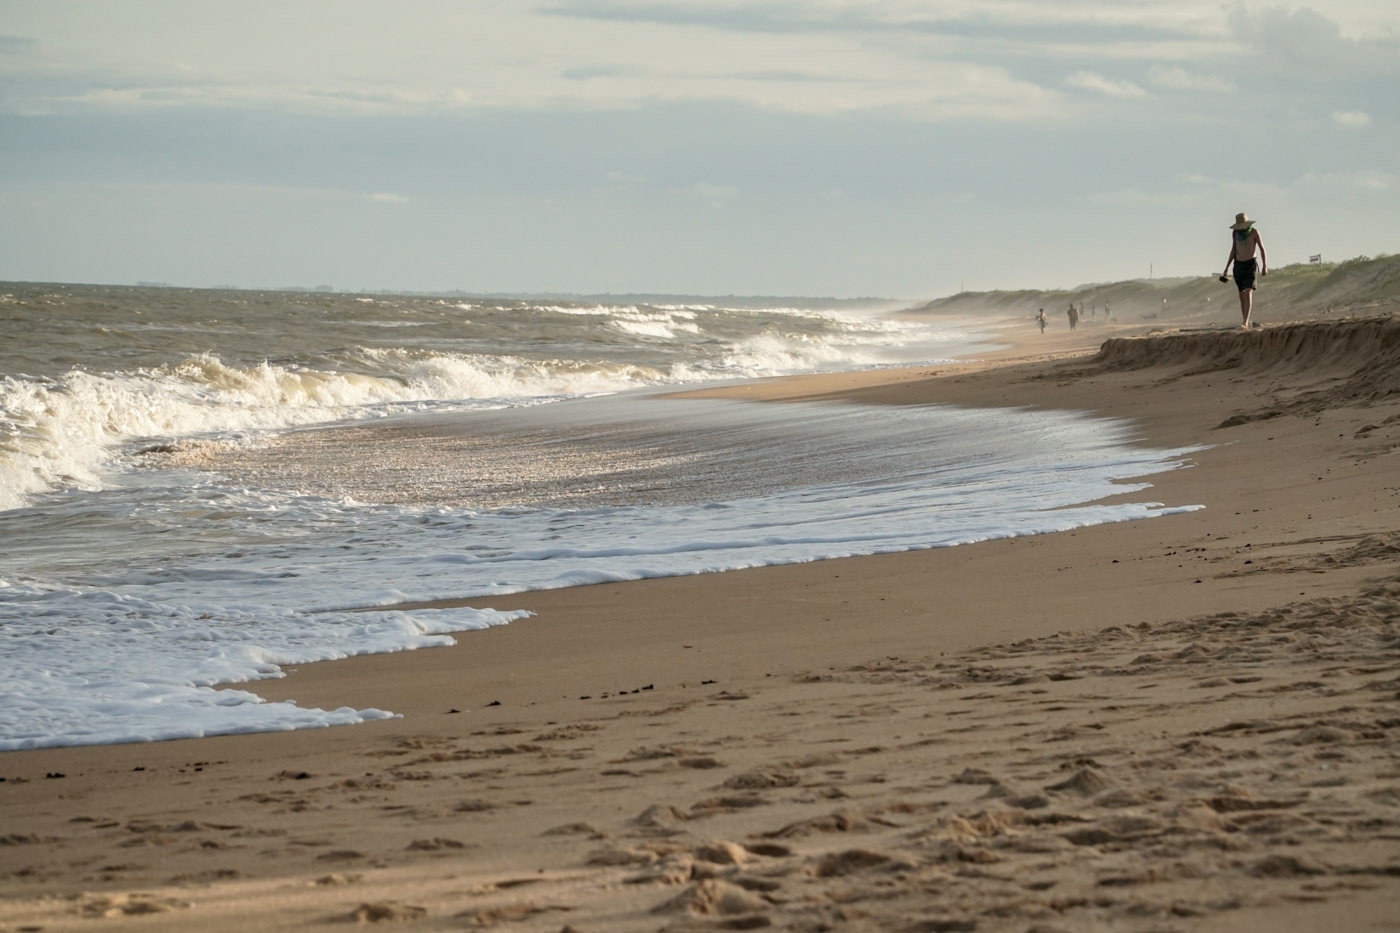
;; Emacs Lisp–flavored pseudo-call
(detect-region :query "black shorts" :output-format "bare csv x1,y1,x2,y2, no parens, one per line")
1234,258,1257,291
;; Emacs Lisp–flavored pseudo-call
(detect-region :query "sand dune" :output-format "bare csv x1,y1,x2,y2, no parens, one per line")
1089,317,1400,384
910,253,1400,328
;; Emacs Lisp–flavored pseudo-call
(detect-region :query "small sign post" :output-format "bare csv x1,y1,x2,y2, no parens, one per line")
1309,254,1322,264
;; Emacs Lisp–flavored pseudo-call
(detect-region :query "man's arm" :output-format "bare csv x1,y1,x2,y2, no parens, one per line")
1255,233,1267,275
1224,243,1235,275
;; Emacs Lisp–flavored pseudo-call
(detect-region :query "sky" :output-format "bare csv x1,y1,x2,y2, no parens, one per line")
1,1,1397,298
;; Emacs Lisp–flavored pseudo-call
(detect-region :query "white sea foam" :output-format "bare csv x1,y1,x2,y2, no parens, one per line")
0,353,659,512
0,303,984,511
606,307,702,339
0,397,1202,749
0,582,527,750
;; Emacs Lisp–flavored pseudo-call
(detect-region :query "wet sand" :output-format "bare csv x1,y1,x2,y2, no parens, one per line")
1,313,1398,931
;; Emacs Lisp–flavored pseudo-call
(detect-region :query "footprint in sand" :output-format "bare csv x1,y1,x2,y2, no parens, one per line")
812,847,917,877
456,903,567,925
722,766,800,790
82,893,190,918
405,837,465,851
315,849,366,862
689,794,771,814
349,901,426,922
630,804,691,837
1045,766,1112,796
763,807,896,839
651,878,770,920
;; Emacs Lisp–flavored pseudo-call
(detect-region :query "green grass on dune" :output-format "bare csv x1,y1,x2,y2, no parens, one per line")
914,253,1400,326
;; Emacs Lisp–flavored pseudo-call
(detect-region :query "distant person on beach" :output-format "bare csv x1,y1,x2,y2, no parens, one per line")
1036,308,1047,333
1066,304,1078,331
1223,212,1267,328
1103,303,1110,321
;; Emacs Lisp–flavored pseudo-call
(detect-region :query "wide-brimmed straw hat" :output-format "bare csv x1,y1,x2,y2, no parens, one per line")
1230,212,1255,230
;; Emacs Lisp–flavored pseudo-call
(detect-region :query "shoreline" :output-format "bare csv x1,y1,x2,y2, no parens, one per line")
2,313,1397,931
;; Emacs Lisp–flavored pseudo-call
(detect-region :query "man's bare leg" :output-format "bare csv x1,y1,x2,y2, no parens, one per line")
1239,288,1253,328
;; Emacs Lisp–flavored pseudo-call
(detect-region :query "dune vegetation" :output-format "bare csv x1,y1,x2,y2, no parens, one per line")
913,253,1400,327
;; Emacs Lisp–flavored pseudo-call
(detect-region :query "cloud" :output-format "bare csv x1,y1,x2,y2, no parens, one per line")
1065,71,1146,98
1,3,1253,127
1290,169,1395,194
89,181,418,206
1151,168,1398,213
690,181,738,207
5,79,480,117
0,4,1064,124
732,68,851,84
1147,65,1234,93
1331,109,1372,128
542,1,1211,46
0,34,39,54
605,169,649,185
1087,186,1162,206
1227,4,1400,76
562,64,639,81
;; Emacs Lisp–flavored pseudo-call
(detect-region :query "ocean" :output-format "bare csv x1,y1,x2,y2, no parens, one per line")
0,282,1201,750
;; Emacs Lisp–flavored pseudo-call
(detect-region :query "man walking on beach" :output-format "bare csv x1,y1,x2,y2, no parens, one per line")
1224,212,1267,328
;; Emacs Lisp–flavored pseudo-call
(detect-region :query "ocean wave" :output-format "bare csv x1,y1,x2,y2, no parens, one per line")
1,303,979,509
0,351,674,511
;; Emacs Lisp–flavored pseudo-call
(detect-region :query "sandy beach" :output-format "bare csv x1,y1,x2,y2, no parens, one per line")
2,310,1398,931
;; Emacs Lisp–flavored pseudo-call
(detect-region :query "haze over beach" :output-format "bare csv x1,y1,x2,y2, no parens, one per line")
2,2,1400,931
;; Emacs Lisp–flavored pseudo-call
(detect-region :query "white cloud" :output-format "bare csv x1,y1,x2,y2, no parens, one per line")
1171,168,1397,207
1292,169,1394,192
92,181,417,206
0,34,39,53
545,1,1224,41
1331,110,1372,128
1086,187,1162,206
1227,4,1400,76
1064,71,1146,98
2,2,1393,126
604,170,649,186
1147,65,1234,93
0,1,1227,125
690,182,738,207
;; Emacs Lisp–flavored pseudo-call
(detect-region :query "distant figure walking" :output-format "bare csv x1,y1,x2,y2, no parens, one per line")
1036,308,1047,333
1066,303,1079,331
1223,212,1267,328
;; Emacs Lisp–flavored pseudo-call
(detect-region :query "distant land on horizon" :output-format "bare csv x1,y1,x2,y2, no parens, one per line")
912,253,1400,327
8,251,1396,315
8,280,908,312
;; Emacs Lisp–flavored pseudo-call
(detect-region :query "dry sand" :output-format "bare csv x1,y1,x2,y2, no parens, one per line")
2,312,1398,932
